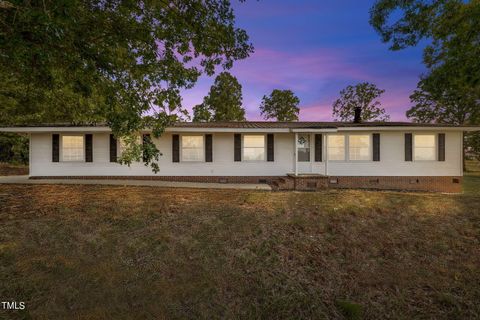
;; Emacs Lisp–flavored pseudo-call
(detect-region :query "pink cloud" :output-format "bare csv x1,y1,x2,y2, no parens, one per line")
179,45,422,122
231,47,370,91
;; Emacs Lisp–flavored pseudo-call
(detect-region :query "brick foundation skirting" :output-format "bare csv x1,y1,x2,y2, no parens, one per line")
29,175,280,184
327,176,462,193
29,175,463,193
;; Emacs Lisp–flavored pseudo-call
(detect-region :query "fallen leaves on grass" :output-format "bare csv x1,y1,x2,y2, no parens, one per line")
0,184,479,319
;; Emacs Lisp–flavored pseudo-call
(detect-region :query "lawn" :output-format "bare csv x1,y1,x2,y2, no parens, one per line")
0,162,479,319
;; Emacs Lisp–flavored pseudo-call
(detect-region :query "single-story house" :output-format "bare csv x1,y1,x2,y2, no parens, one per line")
1,120,479,192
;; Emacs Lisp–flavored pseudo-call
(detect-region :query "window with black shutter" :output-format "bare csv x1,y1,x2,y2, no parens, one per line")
52,134,59,162
438,133,445,161
109,134,117,162
314,134,322,162
205,134,213,162
405,133,413,161
267,134,274,162
85,134,93,162
142,134,151,162
172,134,180,162
234,134,241,161
373,133,380,161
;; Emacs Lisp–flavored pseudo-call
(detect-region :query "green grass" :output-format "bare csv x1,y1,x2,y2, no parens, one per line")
0,177,479,319
464,160,480,194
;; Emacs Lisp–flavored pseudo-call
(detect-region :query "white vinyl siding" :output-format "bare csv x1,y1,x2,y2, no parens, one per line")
243,135,265,161
62,135,84,161
414,135,436,161
181,136,204,161
349,135,371,161
327,135,345,161
27,131,463,178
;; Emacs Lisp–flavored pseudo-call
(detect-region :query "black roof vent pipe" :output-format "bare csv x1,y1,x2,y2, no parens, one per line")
353,107,362,123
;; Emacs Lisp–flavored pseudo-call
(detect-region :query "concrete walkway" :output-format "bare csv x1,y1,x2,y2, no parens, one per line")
0,175,272,190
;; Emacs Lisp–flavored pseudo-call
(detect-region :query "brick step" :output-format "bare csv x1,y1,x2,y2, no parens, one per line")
270,176,295,191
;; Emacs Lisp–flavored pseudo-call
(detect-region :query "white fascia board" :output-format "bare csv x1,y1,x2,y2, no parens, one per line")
0,127,112,133
337,126,480,132
0,126,291,133
164,127,290,133
290,129,338,133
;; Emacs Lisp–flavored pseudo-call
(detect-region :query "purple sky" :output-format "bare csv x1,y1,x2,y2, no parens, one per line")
181,0,426,121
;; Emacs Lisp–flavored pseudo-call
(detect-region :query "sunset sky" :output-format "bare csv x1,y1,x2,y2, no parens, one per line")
182,0,427,121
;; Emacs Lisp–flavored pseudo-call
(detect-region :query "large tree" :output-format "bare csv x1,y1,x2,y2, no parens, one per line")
260,89,300,121
407,78,480,125
369,0,480,120
332,82,390,122
0,0,253,171
370,0,480,165
192,72,246,122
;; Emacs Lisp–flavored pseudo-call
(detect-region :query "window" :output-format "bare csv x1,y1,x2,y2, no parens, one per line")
62,135,84,161
243,135,265,161
349,135,371,161
327,135,345,161
181,136,204,161
414,135,436,161
297,134,310,162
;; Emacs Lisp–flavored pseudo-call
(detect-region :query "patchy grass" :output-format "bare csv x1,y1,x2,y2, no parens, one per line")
466,160,480,172
0,163,28,176
465,160,480,195
0,180,479,319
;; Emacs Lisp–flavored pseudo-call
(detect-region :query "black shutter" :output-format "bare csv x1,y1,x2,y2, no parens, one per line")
142,134,151,162
52,134,59,162
109,134,117,162
405,133,413,161
373,133,380,161
85,134,93,162
234,134,241,161
172,134,179,162
267,134,274,162
438,133,445,161
314,134,323,162
205,134,213,162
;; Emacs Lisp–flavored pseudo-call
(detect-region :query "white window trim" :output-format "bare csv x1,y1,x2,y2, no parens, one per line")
60,134,85,162
413,133,437,161
242,134,266,162
327,134,347,162
327,134,373,162
180,134,205,162
348,134,372,162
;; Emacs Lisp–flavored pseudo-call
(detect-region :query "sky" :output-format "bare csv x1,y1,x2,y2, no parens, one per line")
181,0,427,121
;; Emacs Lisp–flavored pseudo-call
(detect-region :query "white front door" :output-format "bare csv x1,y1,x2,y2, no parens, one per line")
296,133,312,173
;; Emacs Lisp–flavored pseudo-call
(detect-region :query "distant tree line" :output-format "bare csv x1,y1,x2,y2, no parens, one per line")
192,72,301,122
